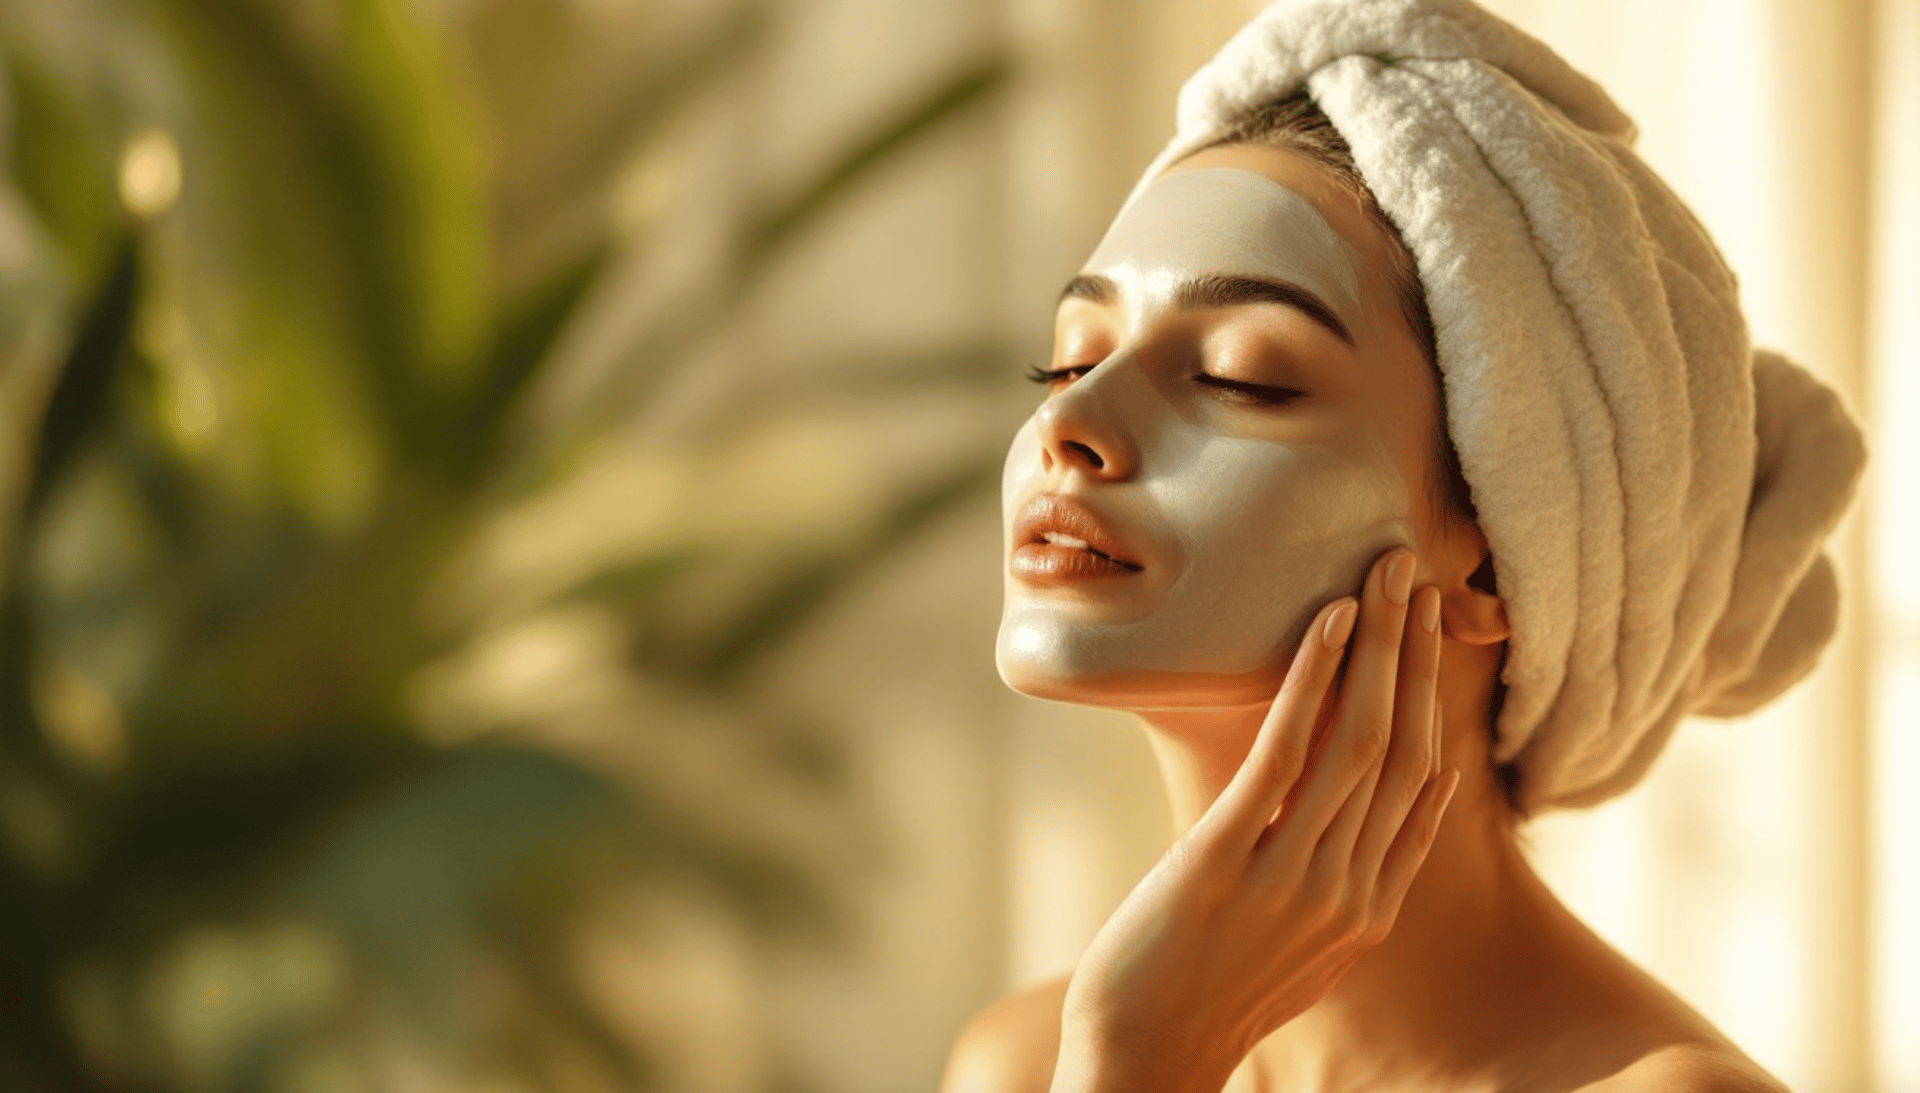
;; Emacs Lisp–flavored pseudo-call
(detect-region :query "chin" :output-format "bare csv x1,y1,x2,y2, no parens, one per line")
995,623,1292,711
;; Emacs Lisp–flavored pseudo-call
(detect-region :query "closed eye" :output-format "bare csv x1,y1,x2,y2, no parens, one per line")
1194,373,1304,405
1026,363,1095,386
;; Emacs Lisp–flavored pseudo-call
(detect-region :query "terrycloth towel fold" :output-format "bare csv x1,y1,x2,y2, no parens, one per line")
1133,0,1868,811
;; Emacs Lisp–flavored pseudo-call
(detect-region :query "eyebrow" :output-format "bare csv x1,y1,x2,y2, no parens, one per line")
1059,273,1117,306
1059,272,1353,346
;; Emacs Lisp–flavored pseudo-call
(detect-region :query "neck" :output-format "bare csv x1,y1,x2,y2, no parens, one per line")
1133,655,1590,1090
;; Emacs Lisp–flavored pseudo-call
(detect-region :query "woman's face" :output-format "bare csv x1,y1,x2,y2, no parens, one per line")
996,142,1445,709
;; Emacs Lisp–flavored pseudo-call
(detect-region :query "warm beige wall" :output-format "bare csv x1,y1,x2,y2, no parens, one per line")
1867,0,1920,1086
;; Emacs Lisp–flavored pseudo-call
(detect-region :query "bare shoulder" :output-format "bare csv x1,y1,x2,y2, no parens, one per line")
937,975,1070,1093
1580,1041,1788,1093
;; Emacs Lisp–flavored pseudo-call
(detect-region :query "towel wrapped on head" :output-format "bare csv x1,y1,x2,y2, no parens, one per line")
1133,0,1867,813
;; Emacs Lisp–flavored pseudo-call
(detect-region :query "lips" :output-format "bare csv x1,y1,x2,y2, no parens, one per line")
1010,493,1144,585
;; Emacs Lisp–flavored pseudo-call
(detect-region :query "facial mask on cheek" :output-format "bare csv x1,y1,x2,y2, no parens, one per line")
996,163,1411,707
998,406,1412,706
1149,429,1411,675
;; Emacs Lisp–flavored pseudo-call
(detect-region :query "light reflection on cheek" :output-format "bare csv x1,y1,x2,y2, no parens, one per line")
996,164,1413,706
1146,428,1410,672
997,401,1414,707
1001,417,1043,510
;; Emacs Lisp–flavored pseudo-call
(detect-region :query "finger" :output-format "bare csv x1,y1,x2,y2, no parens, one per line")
1319,584,1439,865
1213,596,1358,843
1351,584,1444,875
1374,767,1462,919
1430,652,1444,769
1311,754,1381,879
1272,549,1414,844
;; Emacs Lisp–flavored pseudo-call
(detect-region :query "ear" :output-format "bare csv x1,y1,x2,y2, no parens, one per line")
1443,549,1510,645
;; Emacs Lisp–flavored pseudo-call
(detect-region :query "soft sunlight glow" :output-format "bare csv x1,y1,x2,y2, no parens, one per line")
138,309,219,451
612,148,680,238
30,661,125,775
1868,1,1920,1087
117,129,182,218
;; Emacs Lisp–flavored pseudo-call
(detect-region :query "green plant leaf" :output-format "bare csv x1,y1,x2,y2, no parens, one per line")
547,544,706,614
0,43,120,283
708,337,1018,439
341,0,492,394
481,906,655,1090
65,731,421,953
18,237,138,542
142,0,409,505
740,53,1012,260
146,0,488,464
0,3,989,1085
691,450,1001,682
293,745,621,975
554,53,1012,453
454,243,609,474
491,0,773,289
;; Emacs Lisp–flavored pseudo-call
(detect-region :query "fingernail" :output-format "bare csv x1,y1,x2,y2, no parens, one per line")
1439,767,1462,808
1384,551,1415,605
1418,586,1441,633
1323,599,1358,648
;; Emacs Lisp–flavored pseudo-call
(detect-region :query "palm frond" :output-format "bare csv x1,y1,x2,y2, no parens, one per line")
0,41,120,282
741,54,1012,259
16,238,138,541
491,0,775,289
690,451,1001,682
0,2,1014,1089
454,244,611,476
563,53,1013,443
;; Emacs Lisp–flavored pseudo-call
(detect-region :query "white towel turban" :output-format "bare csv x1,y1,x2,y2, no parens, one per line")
1130,0,1868,812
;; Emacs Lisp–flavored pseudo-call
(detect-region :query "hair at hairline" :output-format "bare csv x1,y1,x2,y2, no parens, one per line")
1198,91,1476,532
1199,93,1523,815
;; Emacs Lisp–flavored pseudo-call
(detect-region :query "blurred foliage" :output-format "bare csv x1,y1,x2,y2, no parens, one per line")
0,0,1011,1090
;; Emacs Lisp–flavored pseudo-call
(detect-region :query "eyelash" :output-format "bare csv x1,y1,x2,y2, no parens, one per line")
1025,363,1089,385
1194,373,1305,405
1025,363,1303,405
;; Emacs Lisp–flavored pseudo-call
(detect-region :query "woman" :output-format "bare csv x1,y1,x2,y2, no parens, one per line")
941,1,1866,1090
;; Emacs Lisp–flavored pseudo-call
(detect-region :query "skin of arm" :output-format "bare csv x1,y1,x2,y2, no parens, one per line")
939,977,1067,1093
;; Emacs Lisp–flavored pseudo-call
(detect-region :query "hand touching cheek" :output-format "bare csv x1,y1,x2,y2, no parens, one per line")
1050,549,1460,1093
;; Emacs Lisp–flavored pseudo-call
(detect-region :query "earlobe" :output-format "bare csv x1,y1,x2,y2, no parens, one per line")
1443,549,1510,645
1443,587,1510,645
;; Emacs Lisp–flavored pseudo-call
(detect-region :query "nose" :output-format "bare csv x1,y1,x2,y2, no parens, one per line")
1033,356,1141,481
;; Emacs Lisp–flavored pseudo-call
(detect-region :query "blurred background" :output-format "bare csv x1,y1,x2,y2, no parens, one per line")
0,0,1912,1091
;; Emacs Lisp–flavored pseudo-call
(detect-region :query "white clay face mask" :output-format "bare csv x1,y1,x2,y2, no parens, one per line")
1087,167,1364,327
996,166,1413,708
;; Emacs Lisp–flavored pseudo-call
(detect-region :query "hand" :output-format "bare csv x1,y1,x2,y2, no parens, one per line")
1050,549,1460,1093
